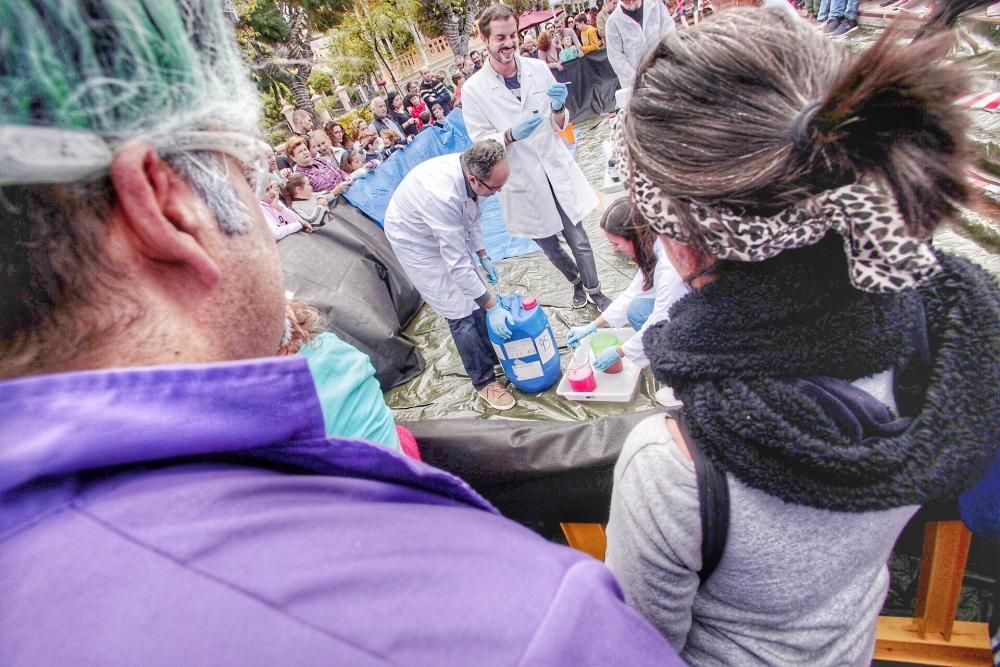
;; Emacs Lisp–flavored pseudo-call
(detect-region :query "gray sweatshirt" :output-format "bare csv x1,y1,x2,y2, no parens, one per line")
605,375,918,665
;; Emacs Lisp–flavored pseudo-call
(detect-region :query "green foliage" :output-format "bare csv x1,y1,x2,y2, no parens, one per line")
308,69,333,93
322,0,421,88
265,125,292,148
336,108,374,139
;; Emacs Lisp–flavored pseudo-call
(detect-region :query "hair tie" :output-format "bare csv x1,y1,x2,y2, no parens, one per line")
791,101,823,150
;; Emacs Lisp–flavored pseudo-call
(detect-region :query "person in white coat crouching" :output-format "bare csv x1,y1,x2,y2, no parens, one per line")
384,140,518,411
566,198,687,372
462,4,613,312
605,0,675,91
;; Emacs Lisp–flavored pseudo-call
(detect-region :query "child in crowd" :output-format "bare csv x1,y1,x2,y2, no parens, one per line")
430,103,448,128
451,72,465,108
278,300,420,458
418,111,432,131
260,180,312,241
340,150,377,180
560,34,582,62
409,93,428,128
380,129,404,157
281,173,331,229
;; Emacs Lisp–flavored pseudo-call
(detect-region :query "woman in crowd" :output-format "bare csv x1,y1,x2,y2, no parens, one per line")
323,121,350,164
537,31,564,71
287,135,349,195
387,91,420,139
604,7,1000,665
562,14,583,48
565,198,686,372
260,180,312,241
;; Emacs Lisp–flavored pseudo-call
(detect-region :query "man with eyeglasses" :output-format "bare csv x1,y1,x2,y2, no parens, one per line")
0,3,684,664
384,140,518,411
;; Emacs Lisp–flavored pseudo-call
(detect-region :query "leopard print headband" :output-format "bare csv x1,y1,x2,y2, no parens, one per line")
610,110,940,293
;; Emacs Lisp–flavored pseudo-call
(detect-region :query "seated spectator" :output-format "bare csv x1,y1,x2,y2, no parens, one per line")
380,129,404,157
354,129,382,162
368,95,408,145
408,93,428,128
260,180,312,240
387,91,420,138
281,173,333,228
577,13,601,53
323,121,350,164
307,129,339,163
418,67,452,112
559,34,582,62
522,34,541,58
451,72,466,108
287,135,348,195
0,4,686,665
538,32,565,71
604,9,1000,664
340,149,377,179
418,110,432,130
430,103,448,128
278,301,404,454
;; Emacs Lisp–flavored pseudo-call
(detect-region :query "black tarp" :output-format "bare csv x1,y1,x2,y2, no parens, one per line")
555,49,620,124
405,410,663,523
278,204,425,390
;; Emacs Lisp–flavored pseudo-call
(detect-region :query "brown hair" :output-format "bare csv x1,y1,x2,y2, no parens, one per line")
477,4,517,38
324,121,347,147
380,129,400,147
600,198,658,291
623,10,973,252
280,173,309,203
537,31,552,52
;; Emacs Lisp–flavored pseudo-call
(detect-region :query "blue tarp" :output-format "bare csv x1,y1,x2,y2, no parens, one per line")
343,109,539,261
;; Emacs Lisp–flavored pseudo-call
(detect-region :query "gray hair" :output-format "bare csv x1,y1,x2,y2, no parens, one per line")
0,0,259,370
461,140,506,181
370,96,385,108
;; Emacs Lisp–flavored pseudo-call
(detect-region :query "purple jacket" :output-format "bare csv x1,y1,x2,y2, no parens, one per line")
0,357,682,666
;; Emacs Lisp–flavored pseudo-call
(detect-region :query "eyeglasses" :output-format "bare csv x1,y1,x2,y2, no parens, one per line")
0,125,271,199
475,175,504,194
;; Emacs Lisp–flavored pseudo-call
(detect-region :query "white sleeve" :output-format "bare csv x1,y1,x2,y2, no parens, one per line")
606,19,636,89
467,218,486,256
425,196,488,301
605,415,703,654
602,268,646,329
621,253,687,367
461,84,506,145
268,216,303,241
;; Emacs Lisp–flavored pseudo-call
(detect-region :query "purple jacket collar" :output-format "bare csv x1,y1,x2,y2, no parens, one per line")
0,357,494,531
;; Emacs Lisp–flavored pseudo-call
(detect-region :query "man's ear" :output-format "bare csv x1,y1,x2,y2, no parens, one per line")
109,141,221,288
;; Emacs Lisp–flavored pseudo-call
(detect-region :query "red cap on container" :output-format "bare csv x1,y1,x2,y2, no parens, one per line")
522,296,538,310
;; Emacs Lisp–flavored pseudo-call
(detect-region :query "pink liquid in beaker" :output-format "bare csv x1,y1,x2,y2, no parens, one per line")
567,362,597,392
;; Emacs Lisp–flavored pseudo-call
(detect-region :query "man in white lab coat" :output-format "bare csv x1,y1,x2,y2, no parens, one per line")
384,140,518,411
605,0,675,90
462,4,612,311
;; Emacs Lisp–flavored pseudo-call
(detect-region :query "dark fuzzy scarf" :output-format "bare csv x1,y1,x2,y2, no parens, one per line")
644,236,1000,512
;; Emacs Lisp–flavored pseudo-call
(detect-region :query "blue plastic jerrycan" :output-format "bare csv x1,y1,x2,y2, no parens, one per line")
487,294,561,393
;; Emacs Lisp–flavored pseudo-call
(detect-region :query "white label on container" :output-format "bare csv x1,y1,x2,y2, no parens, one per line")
512,359,544,380
534,330,556,364
492,343,506,361
503,337,537,359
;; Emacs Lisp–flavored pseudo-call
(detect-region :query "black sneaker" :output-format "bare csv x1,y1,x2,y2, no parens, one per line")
822,17,842,31
572,283,587,309
588,291,613,312
830,18,858,36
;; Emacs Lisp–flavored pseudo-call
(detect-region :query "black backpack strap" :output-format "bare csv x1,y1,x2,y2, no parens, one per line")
664,407,730,584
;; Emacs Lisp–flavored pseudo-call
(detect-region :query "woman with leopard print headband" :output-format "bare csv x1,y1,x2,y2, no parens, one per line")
603,4,1000,665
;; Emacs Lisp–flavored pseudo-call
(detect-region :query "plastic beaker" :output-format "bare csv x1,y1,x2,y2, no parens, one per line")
566,357,597,392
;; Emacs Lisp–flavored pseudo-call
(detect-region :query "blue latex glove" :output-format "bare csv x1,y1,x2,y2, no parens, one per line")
486,301,514,340
566,322,597,349
593,346,624,372
511,115,543,141
546,83,569,111
480,256,499,285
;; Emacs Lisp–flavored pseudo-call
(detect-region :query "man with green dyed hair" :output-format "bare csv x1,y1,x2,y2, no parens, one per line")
0,3,684,665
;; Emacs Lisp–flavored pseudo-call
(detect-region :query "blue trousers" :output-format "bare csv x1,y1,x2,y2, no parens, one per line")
818,0,858,20
627,298,655,331
446,308,498,390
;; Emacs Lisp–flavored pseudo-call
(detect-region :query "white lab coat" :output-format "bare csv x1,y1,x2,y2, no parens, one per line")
605,0,675,90
384,153,488,320
461,55,598,239
601,238,687,367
